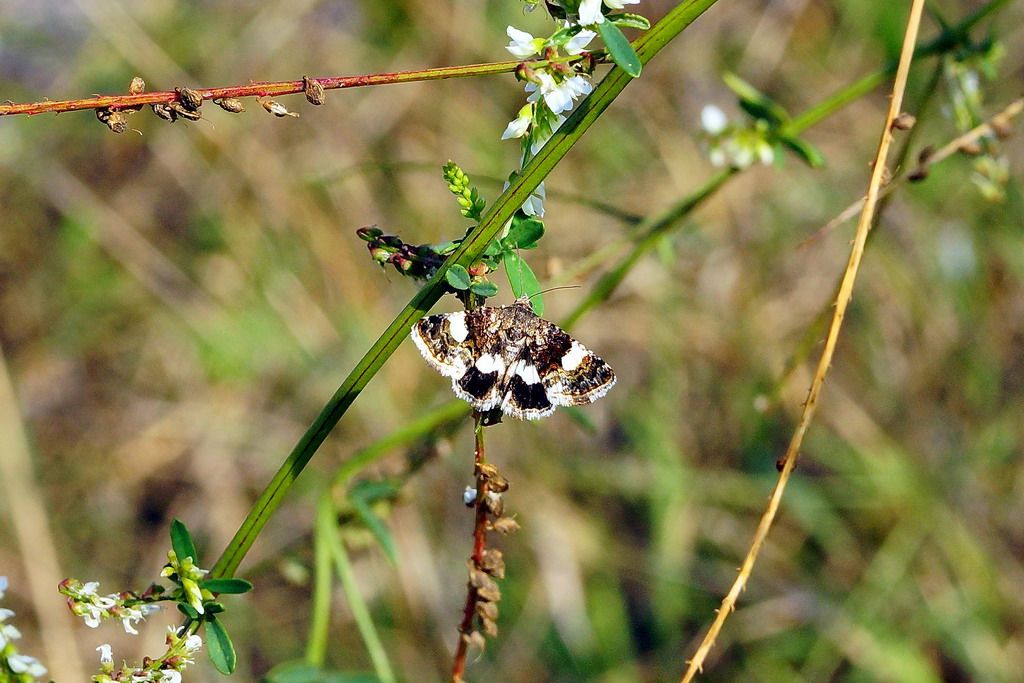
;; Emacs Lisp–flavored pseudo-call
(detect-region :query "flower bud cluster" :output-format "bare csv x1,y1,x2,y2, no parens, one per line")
699,105,776,169
356,226,445,280
58,578,162,635
92,627,203,683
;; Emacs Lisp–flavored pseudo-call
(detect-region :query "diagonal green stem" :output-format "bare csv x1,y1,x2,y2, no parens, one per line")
210,0,722,579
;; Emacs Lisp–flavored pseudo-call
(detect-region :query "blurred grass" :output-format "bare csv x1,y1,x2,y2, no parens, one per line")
1,1,1023,681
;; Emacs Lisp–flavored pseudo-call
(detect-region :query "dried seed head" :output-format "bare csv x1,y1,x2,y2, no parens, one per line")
175,87,203,111
303,76,326,106
476,582,501,603
481,617,498,638
169,102,203,121
128,76,146,95
487,472,509,493
214,97,245,113
151,103,177,122
96,107,128,134
259,98,299,118
891,112,916,131
491,517,520,535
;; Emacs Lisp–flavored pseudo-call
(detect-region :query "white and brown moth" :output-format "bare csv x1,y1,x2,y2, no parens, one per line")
411,295,616,420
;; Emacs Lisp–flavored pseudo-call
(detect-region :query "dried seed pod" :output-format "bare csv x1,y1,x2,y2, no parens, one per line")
958,140,983,156
891,112,916,131
476,601,498,622
152,103,177,122
480,549,505,579
128,76,146,95
214,97,245,113
259,97,299,118
303,76,326,105
168,102,202,121
96,107,128,134
462,631,486,652
175,86,203,111
484,491,504,517
490,517,520,535
476,582,501,603
481,618,498,638
487,472,509,493
468,566,495,591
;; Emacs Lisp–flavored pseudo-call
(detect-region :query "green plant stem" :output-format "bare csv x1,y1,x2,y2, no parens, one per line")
318,497,397,683
306,512,334,666
210,0,722,580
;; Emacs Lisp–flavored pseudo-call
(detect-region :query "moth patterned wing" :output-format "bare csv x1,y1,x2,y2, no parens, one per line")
530,320,616,408
411,307,507,412
500,350,557,420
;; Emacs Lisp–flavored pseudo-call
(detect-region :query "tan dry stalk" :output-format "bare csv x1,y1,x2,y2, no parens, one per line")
679,0,928,680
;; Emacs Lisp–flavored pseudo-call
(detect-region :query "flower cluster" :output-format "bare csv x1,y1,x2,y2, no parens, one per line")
501,0,642,216
0,577,49,682
699,104,776,169
58,578,162,635
92,627,203,683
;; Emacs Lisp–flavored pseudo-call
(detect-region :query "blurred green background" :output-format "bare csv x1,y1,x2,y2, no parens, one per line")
1,1,1023,681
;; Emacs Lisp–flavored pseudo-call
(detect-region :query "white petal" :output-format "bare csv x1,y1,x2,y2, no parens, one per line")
701,105,728,134
501,107,533,140
579,0,605,24
506,26,533,43
604,0,640,8
565,30,596,55
505,26,540,58
0,576,7,598
97,644,113,665
8,654,48,677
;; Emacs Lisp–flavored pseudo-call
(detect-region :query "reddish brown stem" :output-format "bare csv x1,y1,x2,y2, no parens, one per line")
451,416,489,683
0,53,603,118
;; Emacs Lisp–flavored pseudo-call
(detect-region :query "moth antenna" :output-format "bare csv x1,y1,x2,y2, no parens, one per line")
528,285,580,301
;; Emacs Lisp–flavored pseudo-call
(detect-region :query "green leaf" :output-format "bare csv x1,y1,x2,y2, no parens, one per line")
607,13,651,30
597,21,642,78
350,498,397,566
265,661,381,683
206,617,237,674
200,577,254,594
483,240,505,257
170,519,198,563
445,264,471,290
470,281,499,298
503,214,545,250
779,134,826,168
504,252,543,315
722,72,790,125
204,601,226,614
177,602,200,620
429,240,460,255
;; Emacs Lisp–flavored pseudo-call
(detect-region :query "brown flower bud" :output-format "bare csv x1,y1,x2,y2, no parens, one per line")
259,98,299,118
96,108,128,134
128,76,146,95
303,76,326,106
490,517,520,535
175,87,203,112
891,112,916,131
151,103,177,122
467,261,490,277
481,549,505,579
476,601,499,622
214,98,245,113
958,140,983,156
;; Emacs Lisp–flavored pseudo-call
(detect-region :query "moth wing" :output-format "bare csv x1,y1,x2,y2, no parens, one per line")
532,322,616,408
411,310,476,379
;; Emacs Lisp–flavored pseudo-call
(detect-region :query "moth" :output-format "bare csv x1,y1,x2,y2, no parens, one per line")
411,295,616,420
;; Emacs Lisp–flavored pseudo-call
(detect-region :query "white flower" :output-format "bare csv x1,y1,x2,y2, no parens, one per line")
578,0,604,24
159,670,182,683
527,72,592,115
1,621,22,648
522,182,546,217
505,26,545,58
700,105,728,135
502,105,533,140
184,634,203,655
7,653,48,677
604,0,641,8
97,643,113,665
565,29,596,55
530,114,566,156
0,607,15,622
